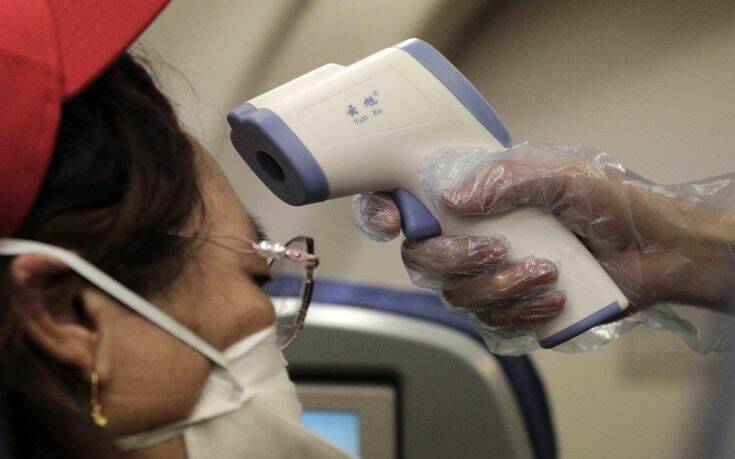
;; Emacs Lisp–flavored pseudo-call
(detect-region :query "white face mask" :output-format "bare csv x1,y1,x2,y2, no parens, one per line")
0,239,352,459
118,326,351,458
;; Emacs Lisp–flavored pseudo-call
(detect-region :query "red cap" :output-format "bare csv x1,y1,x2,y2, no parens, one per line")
0,0,168,237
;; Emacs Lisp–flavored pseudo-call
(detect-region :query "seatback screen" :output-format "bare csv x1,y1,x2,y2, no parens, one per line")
301,410,360,457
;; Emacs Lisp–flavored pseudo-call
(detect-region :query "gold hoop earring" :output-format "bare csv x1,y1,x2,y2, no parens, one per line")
90,371,108,428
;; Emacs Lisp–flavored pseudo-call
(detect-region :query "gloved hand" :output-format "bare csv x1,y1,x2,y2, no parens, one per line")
354,194,566,327
353,142,735,354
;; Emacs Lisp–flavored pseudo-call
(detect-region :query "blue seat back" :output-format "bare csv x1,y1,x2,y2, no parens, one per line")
308,278,557,459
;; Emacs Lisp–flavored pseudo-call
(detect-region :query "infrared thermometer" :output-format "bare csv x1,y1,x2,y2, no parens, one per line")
228,38,628,348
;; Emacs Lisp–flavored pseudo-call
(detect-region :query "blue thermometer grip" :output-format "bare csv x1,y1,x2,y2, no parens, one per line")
390,188,442,240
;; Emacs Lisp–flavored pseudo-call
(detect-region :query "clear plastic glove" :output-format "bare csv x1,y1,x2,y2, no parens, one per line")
352,192,401,242
354,195,566,327
353,142,735,355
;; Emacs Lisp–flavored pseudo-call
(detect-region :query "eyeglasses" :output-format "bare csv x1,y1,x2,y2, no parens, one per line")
174,231,319,349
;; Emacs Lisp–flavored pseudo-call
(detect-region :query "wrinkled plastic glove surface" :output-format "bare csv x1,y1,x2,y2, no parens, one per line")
353,142,735,355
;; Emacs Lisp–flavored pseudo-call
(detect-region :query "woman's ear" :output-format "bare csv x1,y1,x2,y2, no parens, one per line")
10,253,101,375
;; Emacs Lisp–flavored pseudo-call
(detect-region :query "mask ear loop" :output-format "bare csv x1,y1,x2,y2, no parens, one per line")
0,239,229,368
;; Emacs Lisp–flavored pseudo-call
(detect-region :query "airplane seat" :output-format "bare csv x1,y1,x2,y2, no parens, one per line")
283,278,557,459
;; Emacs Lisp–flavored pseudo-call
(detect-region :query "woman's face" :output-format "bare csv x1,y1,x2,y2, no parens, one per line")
91,144,277,436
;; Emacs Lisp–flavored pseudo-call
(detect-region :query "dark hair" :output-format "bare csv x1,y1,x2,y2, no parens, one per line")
0,53,203,458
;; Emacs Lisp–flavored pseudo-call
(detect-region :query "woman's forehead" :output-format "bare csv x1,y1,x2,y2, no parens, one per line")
193,141,266,242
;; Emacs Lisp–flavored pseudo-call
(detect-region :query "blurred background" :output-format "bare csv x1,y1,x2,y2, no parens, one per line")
136,1,735,457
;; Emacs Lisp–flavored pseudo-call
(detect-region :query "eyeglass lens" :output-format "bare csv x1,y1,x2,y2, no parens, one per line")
261,238,311,348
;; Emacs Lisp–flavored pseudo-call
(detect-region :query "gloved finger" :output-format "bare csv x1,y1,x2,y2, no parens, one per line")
475,290,566,327
423,143,624,217
442,258,559,308
440,157,584,216
401,235,509,276
352,192,401,242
